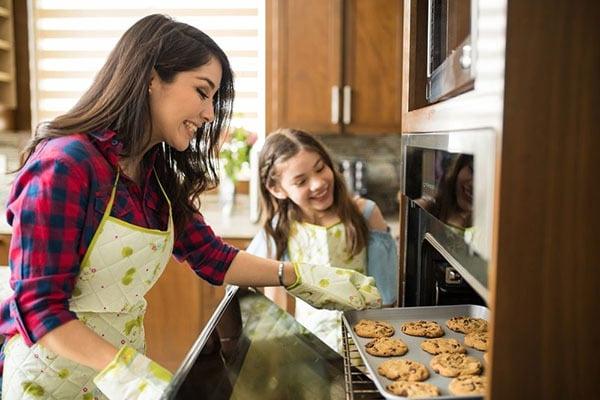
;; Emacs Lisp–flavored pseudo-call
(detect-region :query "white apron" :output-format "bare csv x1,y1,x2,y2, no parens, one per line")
287,220,366,352
2,170,174,399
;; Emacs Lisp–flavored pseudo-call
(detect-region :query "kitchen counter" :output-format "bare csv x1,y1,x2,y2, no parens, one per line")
199,193,260,240
0,265,11,301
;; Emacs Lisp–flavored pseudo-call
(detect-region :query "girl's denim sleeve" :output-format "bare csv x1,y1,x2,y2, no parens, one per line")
367,229,398,305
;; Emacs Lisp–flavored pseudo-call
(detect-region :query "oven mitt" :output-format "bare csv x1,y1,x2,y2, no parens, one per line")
286,262,382,311
94,345,172,400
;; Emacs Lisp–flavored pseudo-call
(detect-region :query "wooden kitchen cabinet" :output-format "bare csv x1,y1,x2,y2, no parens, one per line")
0,233,9,265
0,0,16,109
266,0,403,135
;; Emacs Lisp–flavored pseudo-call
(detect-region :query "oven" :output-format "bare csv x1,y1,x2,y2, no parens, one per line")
399,130,496,307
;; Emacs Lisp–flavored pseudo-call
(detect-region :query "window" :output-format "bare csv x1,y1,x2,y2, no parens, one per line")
28,0,265,134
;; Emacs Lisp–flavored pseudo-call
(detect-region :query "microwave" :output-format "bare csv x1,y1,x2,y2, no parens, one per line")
426,0,477,103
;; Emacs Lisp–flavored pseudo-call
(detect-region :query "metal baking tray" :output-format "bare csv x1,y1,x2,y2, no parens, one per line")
342,304,489,399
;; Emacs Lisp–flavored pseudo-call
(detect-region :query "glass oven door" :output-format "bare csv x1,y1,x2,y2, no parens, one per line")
164,287,347,400
400,130,496,305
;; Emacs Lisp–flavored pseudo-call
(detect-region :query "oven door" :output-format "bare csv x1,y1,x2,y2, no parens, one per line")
400,130,496,305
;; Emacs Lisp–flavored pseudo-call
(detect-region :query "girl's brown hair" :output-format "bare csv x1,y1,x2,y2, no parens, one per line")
258,128,368,259
19,14,234,237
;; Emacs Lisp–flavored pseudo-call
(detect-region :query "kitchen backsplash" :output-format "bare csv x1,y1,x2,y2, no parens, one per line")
317,134,403,217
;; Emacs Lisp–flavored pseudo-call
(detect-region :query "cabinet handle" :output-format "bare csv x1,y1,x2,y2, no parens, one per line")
331,86,340,124
342,85,352,124
459,44,472,69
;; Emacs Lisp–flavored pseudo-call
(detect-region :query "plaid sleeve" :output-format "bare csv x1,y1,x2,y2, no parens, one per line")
172,213,239,285
4,152,89,345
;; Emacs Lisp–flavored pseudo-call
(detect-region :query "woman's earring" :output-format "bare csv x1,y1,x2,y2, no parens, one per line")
148,88,152,95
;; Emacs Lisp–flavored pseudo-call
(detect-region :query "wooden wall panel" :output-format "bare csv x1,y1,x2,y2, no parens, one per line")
144,258,204,372
491,1,600,398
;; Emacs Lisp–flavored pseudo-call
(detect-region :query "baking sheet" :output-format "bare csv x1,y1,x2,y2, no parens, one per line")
342,305,489,400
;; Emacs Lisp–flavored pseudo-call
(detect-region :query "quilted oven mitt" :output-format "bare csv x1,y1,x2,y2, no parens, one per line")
286,262,382,311
94,345,172,400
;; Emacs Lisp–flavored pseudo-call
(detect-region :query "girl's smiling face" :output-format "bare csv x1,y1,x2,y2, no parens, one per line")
148,57,222,151
269,149,336,219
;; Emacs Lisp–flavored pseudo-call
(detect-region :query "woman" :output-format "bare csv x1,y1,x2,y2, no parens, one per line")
0,14,378,399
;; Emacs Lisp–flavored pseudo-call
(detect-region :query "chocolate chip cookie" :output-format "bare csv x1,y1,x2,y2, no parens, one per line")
353,319,395,338
446,316,488,334
386,381,440,397
365,337,408,357
464,331,489,351
401,320,444,338
430,353,482,377
420,338,466,355
448,375,487,395
377,359,430,381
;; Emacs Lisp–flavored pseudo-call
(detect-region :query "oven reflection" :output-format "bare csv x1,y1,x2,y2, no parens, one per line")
416,154,473,229
173,288,345,399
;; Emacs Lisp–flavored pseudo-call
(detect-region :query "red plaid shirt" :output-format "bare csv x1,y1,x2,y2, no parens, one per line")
0,130,238,358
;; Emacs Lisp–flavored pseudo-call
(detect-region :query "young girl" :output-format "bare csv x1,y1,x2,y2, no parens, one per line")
247,128,398,351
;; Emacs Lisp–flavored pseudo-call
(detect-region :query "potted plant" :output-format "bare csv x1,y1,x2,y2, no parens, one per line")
219,127,257,214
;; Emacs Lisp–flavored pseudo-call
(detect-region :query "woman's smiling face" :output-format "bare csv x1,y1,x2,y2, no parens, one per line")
148,57,222,151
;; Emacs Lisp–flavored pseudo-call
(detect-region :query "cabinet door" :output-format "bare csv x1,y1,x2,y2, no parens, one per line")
267,0,343,134
343,0,403,134
0,0,16,109
0,234,9,265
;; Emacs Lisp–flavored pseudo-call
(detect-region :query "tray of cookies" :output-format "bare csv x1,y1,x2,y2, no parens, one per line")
342,304,489,399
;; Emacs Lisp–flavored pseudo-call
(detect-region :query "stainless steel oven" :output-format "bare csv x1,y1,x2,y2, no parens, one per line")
399,130,496,306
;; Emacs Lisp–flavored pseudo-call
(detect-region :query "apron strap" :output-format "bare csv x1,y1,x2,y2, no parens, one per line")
153,169,172,209
106,167,173,229
152,169,174,232
103,169,120,219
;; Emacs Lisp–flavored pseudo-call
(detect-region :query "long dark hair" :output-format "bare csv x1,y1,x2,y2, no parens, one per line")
258,128,368,259
20,14,234,236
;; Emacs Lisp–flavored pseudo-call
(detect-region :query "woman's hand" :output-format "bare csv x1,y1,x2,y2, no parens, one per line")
285,262,382,310
94,345,172,399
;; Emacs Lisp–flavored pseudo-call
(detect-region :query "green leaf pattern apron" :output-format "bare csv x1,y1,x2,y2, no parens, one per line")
287,220,366,352
2,171,174,399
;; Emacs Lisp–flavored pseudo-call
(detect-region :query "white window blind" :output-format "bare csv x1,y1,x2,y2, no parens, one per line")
28,0,265,134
